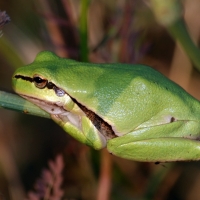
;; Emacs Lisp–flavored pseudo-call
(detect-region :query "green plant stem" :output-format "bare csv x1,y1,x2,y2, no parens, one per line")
168,18,200,71
80,0,89,62
150,0,200,71
0,91,50,118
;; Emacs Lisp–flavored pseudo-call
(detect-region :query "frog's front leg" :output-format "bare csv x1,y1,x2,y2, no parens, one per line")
107,122,200,162
52,114,106,150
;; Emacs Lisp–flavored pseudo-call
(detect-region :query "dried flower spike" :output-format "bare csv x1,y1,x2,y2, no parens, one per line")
0,10,10,28
26,155,64,200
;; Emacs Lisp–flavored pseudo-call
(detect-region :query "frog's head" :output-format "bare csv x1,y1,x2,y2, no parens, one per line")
12,51,76,114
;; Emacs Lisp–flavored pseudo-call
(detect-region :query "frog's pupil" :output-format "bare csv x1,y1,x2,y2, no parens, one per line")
34,76,44,83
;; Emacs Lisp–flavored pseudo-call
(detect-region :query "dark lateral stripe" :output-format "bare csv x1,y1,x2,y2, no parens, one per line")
71,96,116,139
14,75,33,82
14,75,60,92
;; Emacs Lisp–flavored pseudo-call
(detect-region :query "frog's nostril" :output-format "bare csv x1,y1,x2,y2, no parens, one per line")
170,117,176,123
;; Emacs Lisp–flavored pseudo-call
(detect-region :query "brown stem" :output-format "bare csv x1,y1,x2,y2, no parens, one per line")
97,149,112,200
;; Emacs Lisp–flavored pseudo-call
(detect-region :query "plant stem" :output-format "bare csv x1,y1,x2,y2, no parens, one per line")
80,0,89,62
168,18,200,71
0,91,50,118
150,0,200,71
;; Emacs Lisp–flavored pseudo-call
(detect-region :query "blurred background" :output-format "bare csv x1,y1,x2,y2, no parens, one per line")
1,0,200,199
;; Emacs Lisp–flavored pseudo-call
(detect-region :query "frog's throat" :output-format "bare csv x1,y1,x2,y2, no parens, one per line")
20,94,117,141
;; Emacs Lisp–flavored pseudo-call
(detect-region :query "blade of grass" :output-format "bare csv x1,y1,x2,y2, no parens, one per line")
0,91,50,118
80,0,90,62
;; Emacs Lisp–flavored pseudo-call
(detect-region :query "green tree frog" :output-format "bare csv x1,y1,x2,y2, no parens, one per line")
12,51,200,162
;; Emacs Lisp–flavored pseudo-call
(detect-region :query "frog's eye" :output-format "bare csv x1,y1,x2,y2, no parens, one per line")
33,75,48,89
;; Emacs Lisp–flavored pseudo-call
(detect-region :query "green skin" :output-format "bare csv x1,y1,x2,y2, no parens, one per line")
12,51,200,162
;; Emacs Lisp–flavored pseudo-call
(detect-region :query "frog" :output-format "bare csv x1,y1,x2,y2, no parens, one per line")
12,51,200,162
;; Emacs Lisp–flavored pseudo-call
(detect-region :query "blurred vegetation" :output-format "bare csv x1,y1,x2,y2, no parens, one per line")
1,0,200,199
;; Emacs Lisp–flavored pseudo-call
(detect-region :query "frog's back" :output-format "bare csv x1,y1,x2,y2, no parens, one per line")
55,61,200,134
26,52,200,134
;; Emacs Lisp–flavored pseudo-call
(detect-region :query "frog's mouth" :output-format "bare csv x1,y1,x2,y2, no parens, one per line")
20,94,117,141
